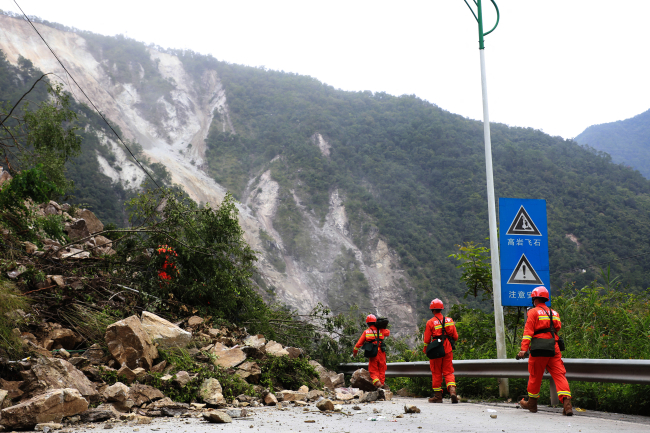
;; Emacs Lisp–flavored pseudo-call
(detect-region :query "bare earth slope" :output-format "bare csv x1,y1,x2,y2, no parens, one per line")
0,15,416,334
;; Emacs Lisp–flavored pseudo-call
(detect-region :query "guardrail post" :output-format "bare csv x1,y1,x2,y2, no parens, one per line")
549,378,559,406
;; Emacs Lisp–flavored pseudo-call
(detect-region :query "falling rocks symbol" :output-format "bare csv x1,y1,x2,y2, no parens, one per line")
506,206,541,236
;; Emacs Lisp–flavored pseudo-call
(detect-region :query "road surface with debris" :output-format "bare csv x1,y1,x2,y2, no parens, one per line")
72,397,650,433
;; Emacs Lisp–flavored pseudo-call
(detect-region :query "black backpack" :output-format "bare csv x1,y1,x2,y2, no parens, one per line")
426,316,448,359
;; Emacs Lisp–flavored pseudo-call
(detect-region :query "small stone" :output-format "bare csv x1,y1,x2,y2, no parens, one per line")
352,405,361,410
404,405,421,414
316,398,334,412
103,423,114,429
298,385,309,393
304,420,316,423
490,414,497,419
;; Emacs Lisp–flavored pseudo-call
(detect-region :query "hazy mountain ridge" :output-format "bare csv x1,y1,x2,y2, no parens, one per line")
575,108,650,179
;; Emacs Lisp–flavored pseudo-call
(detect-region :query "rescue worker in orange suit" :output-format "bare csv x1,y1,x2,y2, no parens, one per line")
423,298,459,403
518,286,573,416
352,314,390,390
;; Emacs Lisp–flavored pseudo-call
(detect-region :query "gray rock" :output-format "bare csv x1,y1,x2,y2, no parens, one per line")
78,408,118,423
199,378,224,406
225,408,248,418
316,398,334,412
22,357,98,402
0,388,88,430
140,311,191,349
173,371,192,388
105,315,158,371
404,405,421,414
360,391,378,403
350,368,376,392
74,209,103,235
202,410,232,423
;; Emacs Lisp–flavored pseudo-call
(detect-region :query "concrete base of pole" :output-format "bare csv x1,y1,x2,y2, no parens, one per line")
499,377,509,397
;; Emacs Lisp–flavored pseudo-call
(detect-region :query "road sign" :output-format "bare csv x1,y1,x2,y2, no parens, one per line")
499,198,550,307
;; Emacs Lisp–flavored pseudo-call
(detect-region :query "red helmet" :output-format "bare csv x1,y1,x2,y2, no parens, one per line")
365,314,377,324
531,286,550,301
429,298,444,310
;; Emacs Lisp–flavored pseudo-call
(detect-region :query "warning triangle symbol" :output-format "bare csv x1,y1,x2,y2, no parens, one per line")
507,254,543,285
506,206,541,236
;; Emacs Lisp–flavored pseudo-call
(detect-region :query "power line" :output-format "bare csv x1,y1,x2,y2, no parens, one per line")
13,0,161,191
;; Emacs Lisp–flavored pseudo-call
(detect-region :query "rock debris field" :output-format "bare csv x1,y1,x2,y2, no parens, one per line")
57,397,650,433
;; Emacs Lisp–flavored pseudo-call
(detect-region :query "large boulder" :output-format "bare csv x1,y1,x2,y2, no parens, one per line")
65,219,90,242
242,335,266,348
105,315,158,370
235,362,261,383
210,343,246,368
22,358,98,401
199,378,225,406
264,341,290,357
202,410,232,423
0,388,88,430
309,360,345,390
140,311,191,349
128,384,164,407
350,368,376,392
48,327,81,350
74,209,104,234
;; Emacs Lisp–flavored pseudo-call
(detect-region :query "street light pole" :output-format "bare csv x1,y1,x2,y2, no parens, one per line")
463,0,508,397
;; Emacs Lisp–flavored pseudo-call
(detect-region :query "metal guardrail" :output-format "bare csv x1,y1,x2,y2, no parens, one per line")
339,359,650,385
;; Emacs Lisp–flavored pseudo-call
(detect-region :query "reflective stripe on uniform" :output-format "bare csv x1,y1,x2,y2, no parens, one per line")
557,391,571,397
444,322,455,327
528,391,539,398
447,382,456,387
432,387,442,391
523,335,532,340
372,378,380,384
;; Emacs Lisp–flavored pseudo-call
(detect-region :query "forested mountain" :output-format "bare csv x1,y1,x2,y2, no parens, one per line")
575,108,650,178
2,12,650,330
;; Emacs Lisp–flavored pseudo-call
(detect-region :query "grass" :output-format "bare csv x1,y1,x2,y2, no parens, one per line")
0,279,30,358
59,304,123,348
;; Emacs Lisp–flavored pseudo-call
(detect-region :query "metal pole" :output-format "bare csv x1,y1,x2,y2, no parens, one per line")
475,0,508,397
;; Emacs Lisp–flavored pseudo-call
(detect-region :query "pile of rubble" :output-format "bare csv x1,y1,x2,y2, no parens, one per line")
0,310,390,430
4,201,115,266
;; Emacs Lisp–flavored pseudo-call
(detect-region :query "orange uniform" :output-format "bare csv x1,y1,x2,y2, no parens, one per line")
521,304,571,402
423,313,458,392
354,327,390,386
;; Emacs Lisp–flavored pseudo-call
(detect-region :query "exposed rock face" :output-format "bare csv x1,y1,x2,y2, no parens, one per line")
0,388,88,430
350,368,376,392
199,378,224,406
140,311,192,348
105,315,158,370
24,358,98,401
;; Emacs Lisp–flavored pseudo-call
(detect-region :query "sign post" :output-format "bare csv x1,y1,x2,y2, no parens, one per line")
462,0,507,397
499,198,551,306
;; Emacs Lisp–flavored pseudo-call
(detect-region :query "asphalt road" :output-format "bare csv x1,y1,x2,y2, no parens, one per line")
74,397,650,433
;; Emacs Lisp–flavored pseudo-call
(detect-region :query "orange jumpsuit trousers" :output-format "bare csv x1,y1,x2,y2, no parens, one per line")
521,304,571,402
423,313,458,392
354,327,390,386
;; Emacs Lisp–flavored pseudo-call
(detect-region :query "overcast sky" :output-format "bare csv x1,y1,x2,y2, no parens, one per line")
1,0,648,139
